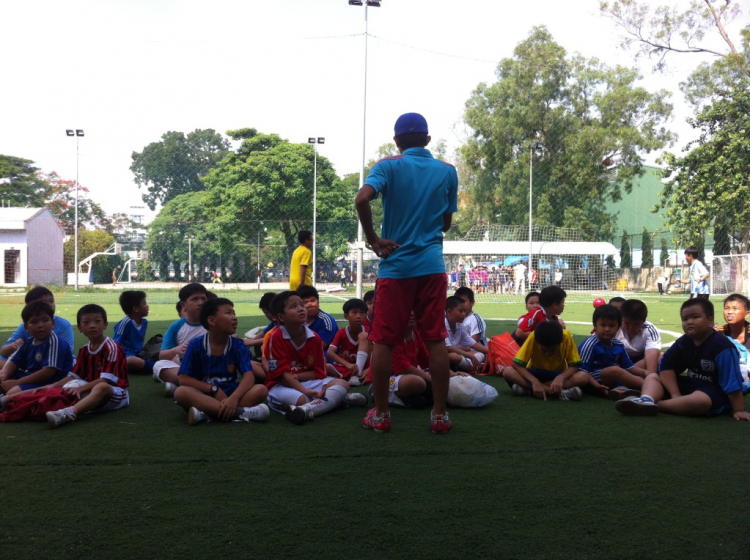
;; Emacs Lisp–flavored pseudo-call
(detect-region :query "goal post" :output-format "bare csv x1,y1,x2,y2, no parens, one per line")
711,254,750,296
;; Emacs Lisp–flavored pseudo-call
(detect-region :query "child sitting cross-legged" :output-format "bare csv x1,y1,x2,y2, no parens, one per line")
173,297,270,425
264,291,367,425
444,296,488,373
113,290,155,375
327,298,371,385
502,321,588,401
616,299,750,420
578,304,647,399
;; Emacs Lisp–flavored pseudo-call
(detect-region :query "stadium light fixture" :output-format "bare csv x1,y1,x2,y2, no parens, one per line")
309,136,325,286
65,129,83,290
349,0,380,297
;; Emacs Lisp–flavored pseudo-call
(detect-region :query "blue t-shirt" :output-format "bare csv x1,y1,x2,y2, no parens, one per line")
162,318,206,351
1,315,75,362
659,331,743,395
364,147,458,279
113,316,149,357
9,332,74,386
179,334,253,396
724,337,749,394
578,335,634,382
307,310,339,361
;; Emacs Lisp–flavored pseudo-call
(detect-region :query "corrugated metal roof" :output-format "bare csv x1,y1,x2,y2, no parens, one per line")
0,208,48,230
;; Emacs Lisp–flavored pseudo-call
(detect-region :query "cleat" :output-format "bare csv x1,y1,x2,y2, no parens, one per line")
343,392,368,408
608,386,641,401
511,383,531,396
430,411,452,434
46,408,77,429
559,387,583,401
238,403,270,422
164,382,177,398
280,404,313,425
188,407,211,425
616,396,659,416
362,408,391,432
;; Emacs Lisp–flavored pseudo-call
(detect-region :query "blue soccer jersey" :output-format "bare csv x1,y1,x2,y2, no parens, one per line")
307,310,339,360
113,316,149,357
1,315,75,362
578,335,634,382
659,331,743,395
9,332,74,386
179,334,253,396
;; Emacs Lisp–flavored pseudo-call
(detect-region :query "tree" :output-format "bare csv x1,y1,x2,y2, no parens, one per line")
130,129,231,211
620,230,632,269
641,227,654,268
714,222,731,256
0,155,50,207
38,171,111,235
660,237,669,266
460,27,674,241
63,229,117,275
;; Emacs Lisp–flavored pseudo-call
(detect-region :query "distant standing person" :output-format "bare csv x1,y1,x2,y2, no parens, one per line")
513,262,527,295
355,112,458,434
289,230,313,290
112,266,120,287
684,246,710,299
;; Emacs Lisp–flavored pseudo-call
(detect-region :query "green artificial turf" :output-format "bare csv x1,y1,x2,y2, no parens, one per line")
0,290,748,560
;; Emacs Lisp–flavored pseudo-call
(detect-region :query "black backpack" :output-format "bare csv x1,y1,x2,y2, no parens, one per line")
138,334,163,362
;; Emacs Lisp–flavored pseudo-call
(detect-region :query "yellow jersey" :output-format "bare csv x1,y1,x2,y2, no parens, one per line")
289,245,313,290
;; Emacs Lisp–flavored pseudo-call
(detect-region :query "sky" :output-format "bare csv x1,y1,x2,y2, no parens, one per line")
1,0,745,223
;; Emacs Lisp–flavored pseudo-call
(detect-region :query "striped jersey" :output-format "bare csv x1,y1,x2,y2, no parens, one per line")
615,321,661,361
462,312,487,346
71,337,128,388
10,332,73,384
578,335,634,382
179,334,253,396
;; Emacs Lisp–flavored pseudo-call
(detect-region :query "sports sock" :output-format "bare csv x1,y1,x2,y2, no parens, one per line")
68,406,78,418
302,384,347,418
355,351,368,373
143,360,156,374
459,356,473,370
640,395,655,403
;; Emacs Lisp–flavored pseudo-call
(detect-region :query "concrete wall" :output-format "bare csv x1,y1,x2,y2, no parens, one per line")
25,210,64,285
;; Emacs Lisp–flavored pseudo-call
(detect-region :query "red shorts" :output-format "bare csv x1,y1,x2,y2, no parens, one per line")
370,274,448,345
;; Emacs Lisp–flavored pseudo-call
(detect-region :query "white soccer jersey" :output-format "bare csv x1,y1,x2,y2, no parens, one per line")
444,318,476,350
462,312,487,346
615,321,662,360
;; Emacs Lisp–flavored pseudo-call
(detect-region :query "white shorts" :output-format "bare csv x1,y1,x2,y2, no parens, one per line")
388,374,405,407
268,377,340,411
153,360,180,378
92,387,130,413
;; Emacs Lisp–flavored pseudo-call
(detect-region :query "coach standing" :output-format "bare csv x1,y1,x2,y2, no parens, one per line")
355,112,458,434
289,230,313,290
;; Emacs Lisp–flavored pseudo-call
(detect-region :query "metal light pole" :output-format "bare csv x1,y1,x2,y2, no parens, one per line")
308,137,325,286
528,142,542,284
349,0,380,298
185,235,195,281
65,129,84,290
257,226,266,290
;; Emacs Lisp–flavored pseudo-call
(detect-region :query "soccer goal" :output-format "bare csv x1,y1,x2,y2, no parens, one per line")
711,254,750,296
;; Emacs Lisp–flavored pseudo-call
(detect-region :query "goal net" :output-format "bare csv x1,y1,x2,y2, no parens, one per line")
711,254,750,296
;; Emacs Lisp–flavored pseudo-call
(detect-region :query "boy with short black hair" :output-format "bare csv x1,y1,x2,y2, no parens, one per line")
514,285,567,345
327,298,370,384
0,301,74,395
608,296,626,309
617,299,750,419
296,285,339,356
153,283,208,397
502,321,587,401
454,287,487,346
363,290,375,330
242,291,277,359
173,297,269,425
715,293,750,393
113,290,155,374
684,246,710,299
578,304,646,398
1,286,75,362
616,299,662,375
264,291,366,425
445,296,488,372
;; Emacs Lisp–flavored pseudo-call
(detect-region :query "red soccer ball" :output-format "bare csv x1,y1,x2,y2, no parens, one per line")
593,297,606,308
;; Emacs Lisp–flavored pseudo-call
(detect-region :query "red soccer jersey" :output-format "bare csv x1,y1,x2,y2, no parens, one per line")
391,330,429,375
72,337,129,388
517,307,559,333
363,314,373,331
330,326,369,378
264,326,327,388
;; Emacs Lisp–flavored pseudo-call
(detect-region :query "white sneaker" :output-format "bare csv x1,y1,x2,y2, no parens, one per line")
511,383,531,396
349,376,362,387
188,407,211,425
164,382,177,398
616,396,659,416
46,408,77,429
238,403,270,422
559,387,583,401
343,392,368,407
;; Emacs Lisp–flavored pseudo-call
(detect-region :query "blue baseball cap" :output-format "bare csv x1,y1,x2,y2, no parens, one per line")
394,113,428,136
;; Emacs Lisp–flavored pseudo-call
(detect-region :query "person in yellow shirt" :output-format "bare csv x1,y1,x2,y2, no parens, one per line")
289,230,313,290
501,321,588,401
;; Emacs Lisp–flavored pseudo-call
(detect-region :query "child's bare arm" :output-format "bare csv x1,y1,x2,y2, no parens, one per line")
550,366,579,393
2,366,58,389
281,371,321,398
326,345,354,369
644,349,661,374
512,362,549,400
728,391,750,421
470,342,489,354
0,361,19,381
627,365,648,377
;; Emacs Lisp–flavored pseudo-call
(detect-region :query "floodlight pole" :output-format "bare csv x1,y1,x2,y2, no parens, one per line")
528,143,541,284
186,236,194,282
309,137,324,287
66,129,83,290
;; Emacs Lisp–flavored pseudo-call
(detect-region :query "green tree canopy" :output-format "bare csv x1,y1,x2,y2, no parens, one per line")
620,230,632,268
0,155,50,207
641,227,654,267
130,129,231,211
460,26,674,241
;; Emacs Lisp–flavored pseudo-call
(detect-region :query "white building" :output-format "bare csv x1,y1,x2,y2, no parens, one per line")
0,208,64,287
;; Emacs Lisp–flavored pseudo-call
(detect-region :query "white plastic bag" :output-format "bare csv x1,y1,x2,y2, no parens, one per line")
447,376,499,408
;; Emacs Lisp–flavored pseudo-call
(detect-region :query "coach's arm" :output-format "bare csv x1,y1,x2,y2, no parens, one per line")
355,185,400,259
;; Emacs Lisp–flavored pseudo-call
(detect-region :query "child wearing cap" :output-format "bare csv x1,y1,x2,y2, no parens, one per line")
355,112,458,434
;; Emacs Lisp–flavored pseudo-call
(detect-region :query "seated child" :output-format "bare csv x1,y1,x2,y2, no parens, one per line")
616,299,750,420
615,299,662,374
327,298,370,384
578,304,646,398
514,286,566,345
363,290,375,331
113,290,155,374
0,300,74,395
173,297,270,425
153,283,208,398
264,291,366,425
242,291,277,359
454,287,487,346
383,312,433,409
717,293,750,393
1,286,75,362
176,300,185,318
1,304,130,428
502,321,588,401
445,296,488,372
297,285,339,356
